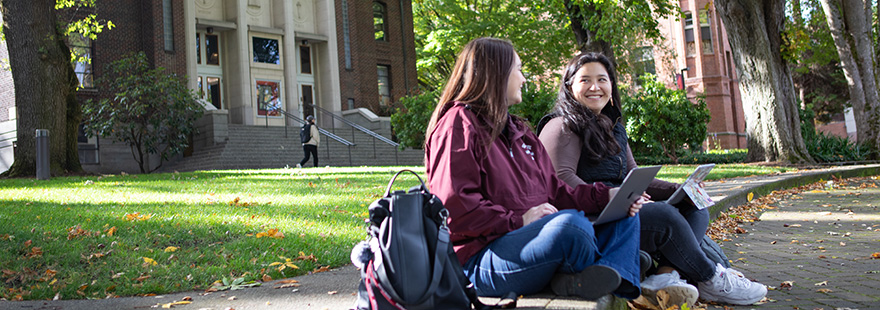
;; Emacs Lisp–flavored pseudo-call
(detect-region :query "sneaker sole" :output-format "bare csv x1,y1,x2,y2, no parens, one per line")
699,285,767,305
551,265,621,300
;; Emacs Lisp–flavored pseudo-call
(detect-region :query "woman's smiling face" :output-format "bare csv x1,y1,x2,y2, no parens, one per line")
570,62,612,115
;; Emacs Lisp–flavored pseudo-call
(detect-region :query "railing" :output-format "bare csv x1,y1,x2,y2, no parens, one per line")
307,104,399,165
277,109,355,166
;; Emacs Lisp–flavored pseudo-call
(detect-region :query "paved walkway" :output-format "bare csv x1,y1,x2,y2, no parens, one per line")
3,164,879,310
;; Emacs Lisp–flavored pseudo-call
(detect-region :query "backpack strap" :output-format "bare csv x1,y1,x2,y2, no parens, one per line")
535,113,558,137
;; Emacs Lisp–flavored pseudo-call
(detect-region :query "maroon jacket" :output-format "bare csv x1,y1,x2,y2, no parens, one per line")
425,103,611,265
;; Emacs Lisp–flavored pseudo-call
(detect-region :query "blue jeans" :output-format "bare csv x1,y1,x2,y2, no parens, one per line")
639,202,715,282
462,209,641,298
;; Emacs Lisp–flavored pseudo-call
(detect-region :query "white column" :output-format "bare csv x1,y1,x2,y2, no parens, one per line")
184,0,197,91
282,1,301,118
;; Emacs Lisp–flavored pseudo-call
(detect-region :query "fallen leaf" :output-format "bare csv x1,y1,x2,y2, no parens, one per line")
313,266,330,273
135,275,151,282
814,281,828,286
871,252,880,259
228,296,237,300
181,296,192,301
274,283,300,289
770,240,777,244
328,291,338,295
816,288,833,293
275,279,299,284
747,192,754,202
261,274,272,282
105,226,117,236
780,281,794,288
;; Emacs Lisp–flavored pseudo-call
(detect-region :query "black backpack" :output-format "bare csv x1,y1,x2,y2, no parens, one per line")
300,123,311,143
351,170,510,310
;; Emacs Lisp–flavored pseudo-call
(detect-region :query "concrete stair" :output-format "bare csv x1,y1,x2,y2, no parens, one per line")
162,124,423,172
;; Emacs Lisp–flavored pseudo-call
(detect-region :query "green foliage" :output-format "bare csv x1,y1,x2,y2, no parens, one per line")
509,82,558,128
636,149,748,165
622,74,711,163
799,105,874,162
390,89,440,149
413,0,575,90
82,52,203,173
785,0,849,123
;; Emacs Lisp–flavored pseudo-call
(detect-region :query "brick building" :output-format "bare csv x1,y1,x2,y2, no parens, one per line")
644,0,747,149
0,0,418,173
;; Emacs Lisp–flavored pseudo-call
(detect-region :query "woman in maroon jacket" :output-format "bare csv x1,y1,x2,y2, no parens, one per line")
424,37,646,300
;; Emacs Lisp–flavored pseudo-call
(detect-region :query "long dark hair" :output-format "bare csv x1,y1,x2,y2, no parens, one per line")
554,52,622,165
426,37,517,145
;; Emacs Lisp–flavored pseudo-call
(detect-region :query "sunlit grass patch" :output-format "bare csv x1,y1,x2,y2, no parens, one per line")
0,164,779,300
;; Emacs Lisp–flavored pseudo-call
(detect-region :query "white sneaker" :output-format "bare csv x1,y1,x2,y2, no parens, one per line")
640,270,698,307
698,263,767,305
296,163,302,168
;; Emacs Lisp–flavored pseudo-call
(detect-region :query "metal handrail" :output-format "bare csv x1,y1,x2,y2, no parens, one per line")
277,109,355,147
307,104,399,147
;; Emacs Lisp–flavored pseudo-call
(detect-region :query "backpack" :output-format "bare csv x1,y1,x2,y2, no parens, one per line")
351,170,507,310
300,123,311,143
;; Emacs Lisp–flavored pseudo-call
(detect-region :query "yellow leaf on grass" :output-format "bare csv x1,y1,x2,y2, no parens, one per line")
106,226,117,236
143,257,158,266
164,246,179,253
268,262,283,267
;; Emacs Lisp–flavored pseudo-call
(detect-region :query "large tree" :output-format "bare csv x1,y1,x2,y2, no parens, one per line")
818,0,879,155
0,0,82,177
0,0,112,177
714,0,814,163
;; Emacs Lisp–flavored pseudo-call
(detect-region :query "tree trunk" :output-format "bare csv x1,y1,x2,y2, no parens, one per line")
820,0,880,154
842,0,879,152
714,0,813,163
0,0,83,177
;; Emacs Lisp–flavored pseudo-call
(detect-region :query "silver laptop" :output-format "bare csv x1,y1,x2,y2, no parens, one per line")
665,164,715,205
589,165,662,225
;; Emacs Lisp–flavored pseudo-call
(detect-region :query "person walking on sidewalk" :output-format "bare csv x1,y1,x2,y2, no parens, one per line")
297,115,319,168
425,37,647,301
537,52,767,306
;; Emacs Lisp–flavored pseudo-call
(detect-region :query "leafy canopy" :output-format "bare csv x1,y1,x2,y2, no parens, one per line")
82,52,203,173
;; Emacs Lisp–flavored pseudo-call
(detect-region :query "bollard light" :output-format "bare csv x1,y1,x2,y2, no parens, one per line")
35,129,50,180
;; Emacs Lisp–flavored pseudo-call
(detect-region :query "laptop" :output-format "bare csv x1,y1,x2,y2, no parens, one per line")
589,165,662,225
665,164,715,206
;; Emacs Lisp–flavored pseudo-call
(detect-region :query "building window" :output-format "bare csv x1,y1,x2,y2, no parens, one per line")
253,37,280,65
196,33,201,64
377,65,391,106
633,46,656,86
256,80,281,116
163,0,174,51
300,45,312,74
205,34,220,65
69,34,94,89
683,11,695,57
206,77,222,109
699,9,713,54
373,2,387,41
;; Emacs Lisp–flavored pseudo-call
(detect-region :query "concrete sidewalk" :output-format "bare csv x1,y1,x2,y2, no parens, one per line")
3,164,879,310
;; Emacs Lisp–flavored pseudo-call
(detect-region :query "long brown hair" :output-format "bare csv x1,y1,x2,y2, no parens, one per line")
425,37,517,145
554,52,622,165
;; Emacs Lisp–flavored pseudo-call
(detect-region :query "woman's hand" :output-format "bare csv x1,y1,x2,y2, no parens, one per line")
523,203,558,226
629,192,650,217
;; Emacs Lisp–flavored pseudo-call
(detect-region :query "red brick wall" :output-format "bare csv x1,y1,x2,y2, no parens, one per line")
335,0,418,115
71,0,188,104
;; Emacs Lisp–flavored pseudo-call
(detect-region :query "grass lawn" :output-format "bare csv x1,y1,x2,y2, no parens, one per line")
0,164,792,300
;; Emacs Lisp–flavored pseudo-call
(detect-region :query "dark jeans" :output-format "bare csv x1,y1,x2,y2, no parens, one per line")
639,202,715,283
299,144,318,167
463,209,642,299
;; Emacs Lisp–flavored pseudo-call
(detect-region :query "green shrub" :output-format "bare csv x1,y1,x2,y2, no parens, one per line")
799,105,873,162
509,82,557,128
82,52,203,173
622,74,711,163
390,89,440,149
635,149,747,165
